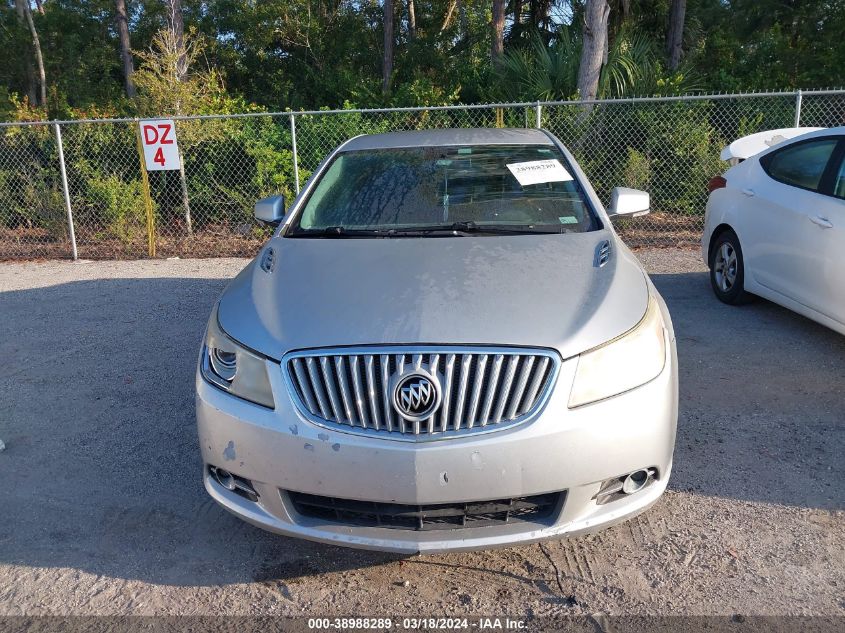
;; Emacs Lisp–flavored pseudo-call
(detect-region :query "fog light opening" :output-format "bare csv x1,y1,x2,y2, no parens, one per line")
209,466,260,502
622,469,650,494
594,467,658,505
211,466,236,491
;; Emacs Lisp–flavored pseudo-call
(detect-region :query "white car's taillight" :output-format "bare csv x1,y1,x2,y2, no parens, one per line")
707,175,727,193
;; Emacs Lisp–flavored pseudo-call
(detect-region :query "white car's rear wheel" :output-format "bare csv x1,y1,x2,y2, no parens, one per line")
709,229,751,305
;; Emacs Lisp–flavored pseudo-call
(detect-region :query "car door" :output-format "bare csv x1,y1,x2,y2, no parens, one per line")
814,147,845,324
740,136,842,317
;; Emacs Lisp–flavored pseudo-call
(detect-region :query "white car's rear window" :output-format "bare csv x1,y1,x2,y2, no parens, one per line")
761,139,839,191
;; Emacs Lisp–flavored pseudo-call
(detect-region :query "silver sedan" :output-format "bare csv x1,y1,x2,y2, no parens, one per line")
196,128,678,553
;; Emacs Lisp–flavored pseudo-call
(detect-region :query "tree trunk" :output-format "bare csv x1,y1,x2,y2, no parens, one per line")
408,0,416,40
177,149,193,235
491,0,505,66
577,0,610,102
14,0,37,105
22,1,47,106
537,0,551,31
115,0,136,97
440,0,457,33
169,0,187,81
166,3,193,235
382,0,393,94
666,0,686,71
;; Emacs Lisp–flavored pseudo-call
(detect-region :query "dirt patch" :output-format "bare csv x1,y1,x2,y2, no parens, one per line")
615,212,703,249
0,224,271,260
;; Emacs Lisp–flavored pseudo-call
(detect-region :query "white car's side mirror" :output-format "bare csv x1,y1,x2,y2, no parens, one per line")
608,187,650,218
254,194,286,226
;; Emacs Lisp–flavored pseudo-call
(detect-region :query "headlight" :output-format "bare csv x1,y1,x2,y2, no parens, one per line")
568,296,666,408
201,306,275,408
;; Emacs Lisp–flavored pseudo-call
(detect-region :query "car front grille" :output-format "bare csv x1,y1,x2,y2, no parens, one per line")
288,491,564,531
284,346,559,440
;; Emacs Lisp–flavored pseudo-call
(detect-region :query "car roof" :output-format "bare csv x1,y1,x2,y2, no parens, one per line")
774,125,845,146
793,125,845,138
751,125,845,161
340,128,556,152
721,127,825,161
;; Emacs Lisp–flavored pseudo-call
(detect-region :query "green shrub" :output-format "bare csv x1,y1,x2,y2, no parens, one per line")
635,102,725,215
623,148,651,191
85,174,148,243
178,116,296,228
0,125,66,238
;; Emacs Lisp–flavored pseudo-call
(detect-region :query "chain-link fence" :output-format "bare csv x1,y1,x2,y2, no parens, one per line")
1,90,843,260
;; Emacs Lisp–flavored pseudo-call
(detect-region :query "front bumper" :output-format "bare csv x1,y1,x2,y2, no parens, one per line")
196,326,677,554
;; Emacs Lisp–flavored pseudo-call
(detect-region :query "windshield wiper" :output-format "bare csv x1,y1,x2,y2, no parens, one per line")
383,221,478,236
385,222,566,236
293,222,480,238
290,226,389,238
291,222,568,238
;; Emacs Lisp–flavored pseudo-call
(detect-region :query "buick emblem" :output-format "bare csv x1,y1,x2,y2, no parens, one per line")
391,370,442,421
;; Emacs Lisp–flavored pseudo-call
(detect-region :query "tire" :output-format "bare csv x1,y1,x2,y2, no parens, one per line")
709,229,751,305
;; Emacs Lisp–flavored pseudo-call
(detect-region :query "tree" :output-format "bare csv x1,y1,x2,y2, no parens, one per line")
496,28,659,102
577,0,610,101
15,0,45,106
383,0,393,93
440,0,457,33
666,0,686,71
2,0,845,121
133,27,207,233
407,0,416,40
115,0,136,97
168,0,187,81
491,0,505,65
22,0,46,106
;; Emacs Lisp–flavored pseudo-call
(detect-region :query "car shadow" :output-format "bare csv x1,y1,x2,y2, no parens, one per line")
650,272,844,513
0,271,842,587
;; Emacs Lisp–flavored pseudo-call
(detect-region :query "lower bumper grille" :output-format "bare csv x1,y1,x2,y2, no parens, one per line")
288,491,564,531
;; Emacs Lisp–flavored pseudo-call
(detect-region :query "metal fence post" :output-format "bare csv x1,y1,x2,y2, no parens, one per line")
794,89,803,126
535,102,542,129
133,121,156,258
53,123,78,260
290,113,300,195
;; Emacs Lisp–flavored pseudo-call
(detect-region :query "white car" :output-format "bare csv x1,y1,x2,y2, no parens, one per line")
702,127,845,335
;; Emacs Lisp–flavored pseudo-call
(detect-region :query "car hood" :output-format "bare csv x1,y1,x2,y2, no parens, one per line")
217,230,649,360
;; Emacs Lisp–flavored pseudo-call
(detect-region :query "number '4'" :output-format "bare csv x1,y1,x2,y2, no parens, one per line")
154,147,165,167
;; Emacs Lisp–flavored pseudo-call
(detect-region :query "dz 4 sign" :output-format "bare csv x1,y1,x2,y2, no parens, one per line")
139,119,181,171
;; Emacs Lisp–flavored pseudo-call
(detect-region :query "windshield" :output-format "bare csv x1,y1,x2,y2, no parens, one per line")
287,144,600,237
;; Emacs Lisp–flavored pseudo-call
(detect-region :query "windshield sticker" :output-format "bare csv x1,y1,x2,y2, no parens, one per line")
506,159,573,186
558,216,579,224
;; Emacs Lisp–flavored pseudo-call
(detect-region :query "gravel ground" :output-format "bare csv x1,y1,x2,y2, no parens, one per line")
0,249,843,620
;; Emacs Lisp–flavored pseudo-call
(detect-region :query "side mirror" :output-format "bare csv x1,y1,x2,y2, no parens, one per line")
608,187,650,218
254,194,286,226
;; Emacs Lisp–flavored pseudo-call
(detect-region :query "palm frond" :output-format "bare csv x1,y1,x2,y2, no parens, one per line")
494,26,699,101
